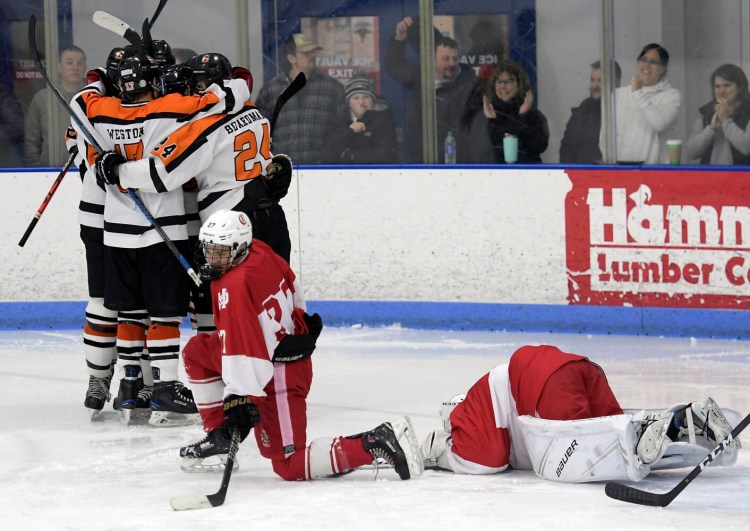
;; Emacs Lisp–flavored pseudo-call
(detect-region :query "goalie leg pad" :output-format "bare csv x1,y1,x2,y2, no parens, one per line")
517,414,648,483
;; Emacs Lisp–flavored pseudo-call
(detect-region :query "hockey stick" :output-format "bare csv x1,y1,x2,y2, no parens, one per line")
170,428,241,511
605,411,750,507
92,11,141,49
30,15,201,286
269,72,307,137
18,148,77,247
149,0,169,29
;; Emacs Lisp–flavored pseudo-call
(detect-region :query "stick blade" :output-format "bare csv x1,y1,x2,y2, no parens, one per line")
93,11,141,48
604,481,672,507
169,494,214,511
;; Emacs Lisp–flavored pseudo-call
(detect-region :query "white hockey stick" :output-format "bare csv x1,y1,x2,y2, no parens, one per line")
92,11,141,48
170,429,241,511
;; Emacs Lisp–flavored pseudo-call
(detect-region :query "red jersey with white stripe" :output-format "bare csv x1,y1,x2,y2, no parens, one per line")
449,345,620,472
210,239,306,398
117,102,274,221
69,79,250,248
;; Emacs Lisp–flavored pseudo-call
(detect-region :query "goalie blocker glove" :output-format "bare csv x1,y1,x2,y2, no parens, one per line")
265,154,293,200
223,394,260,442
94,150,125,186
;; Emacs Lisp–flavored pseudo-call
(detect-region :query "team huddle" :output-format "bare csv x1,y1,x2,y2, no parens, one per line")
63,18,741,490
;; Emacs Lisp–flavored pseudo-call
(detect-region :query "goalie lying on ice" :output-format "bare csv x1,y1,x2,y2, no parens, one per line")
421,344,740,482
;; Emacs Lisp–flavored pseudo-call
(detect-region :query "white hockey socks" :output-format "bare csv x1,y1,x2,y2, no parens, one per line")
83,298,117,378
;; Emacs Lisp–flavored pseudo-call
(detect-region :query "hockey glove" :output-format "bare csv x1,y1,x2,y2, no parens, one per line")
223,394,260,442
265,154,293,200
231,66,253,93
94,151,125,187
86,68,119,97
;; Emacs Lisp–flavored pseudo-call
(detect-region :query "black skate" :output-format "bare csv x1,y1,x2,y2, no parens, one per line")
180,429,238,473
113,365,143,424
149,381,199,427
358,420,415,480
84,374,112,419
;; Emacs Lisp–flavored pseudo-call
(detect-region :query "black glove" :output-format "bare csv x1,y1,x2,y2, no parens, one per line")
223,394,260,442
94,151,125,186
265,153,292,200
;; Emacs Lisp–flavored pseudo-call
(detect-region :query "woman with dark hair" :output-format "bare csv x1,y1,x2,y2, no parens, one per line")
685,63,750,165
608,43,681,164
481,60,549,163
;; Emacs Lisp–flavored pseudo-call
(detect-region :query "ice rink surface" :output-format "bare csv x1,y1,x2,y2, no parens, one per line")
1,326,749,530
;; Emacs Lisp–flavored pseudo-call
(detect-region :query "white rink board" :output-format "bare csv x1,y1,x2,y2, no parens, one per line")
2,166,572,304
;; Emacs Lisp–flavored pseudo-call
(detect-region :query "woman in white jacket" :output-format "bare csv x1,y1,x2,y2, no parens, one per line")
609,43,681,164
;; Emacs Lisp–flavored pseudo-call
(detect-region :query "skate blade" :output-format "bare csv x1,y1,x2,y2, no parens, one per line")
390,415,424,477
180,454,238,473
87,408,105,421
149,410,200,427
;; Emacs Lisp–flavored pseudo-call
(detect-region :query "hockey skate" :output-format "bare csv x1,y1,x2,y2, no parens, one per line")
149,381,199,427
636,410,673,464
180,429,238,473
113,365,145,424
679,398,740,452
358,417,422,480
84,374,112,419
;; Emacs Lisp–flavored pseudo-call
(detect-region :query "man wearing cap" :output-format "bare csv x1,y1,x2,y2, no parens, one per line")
257,33,347,164
323,71,397,163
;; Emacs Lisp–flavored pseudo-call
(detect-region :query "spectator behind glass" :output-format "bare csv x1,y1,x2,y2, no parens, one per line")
0,83,24,167
256,33,346,164
384,17,476,163
559,60,621,163
24,45,86,166
172,48,197,65
609,43,680,164
323,72,397,164
685,63,750,165
481,60,549,163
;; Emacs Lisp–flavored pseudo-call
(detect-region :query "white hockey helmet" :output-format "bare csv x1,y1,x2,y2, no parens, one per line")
440,393,466,433
197,209,252,280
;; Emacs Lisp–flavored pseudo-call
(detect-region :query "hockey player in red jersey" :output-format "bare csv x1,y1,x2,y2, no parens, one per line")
178,209,423,481
422,344,740,482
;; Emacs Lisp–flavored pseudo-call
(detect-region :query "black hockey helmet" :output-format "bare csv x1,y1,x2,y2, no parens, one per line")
106,47,126,82
117,47,162,100
160,64,190,95
185,53,232,92
151,39,175,67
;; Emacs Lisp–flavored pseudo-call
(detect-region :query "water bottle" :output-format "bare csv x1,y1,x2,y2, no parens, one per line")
444,130,457,164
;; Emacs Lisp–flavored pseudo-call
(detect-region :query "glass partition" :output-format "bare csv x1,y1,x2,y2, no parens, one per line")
2,0,749,168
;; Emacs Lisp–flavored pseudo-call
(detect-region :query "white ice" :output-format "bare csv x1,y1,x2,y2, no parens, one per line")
1,326,749,530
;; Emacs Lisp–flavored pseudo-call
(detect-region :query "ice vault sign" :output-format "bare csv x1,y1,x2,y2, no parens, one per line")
565,169,750,308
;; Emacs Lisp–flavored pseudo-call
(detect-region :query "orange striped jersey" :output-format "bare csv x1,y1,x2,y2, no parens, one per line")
66,124,105,229
118,101,274,221
69,79,250,248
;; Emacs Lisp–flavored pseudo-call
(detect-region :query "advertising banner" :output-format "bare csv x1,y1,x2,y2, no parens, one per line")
566,169,750,308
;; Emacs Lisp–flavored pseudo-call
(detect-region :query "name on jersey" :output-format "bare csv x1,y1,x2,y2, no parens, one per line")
106,126,145,140
224,109,264,134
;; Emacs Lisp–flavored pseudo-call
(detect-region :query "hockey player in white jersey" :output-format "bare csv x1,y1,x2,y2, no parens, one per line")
421,344,740,483
70,47,251,425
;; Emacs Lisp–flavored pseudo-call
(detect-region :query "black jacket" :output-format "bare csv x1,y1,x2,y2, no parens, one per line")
485,96,549,163
559,97,601,163
323,104,398,164
698,99,750,165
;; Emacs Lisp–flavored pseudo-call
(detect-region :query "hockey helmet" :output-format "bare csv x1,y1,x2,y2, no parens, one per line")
106,47,126,82
117,49,162,100
160,64,190,95
151,39,176,67
197,209,253,280
185,53,232,92
440,393,466,433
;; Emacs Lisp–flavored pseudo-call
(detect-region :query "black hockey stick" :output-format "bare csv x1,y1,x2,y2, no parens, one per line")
269,72,306,137
149,0,169,29
170,428,241,511
18,147,77,247
30,14,201,286
605,412,750,507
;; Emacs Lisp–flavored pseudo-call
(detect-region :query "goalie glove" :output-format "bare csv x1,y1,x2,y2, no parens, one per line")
223,394,260,442
94,150,125,187
265,153,293,200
